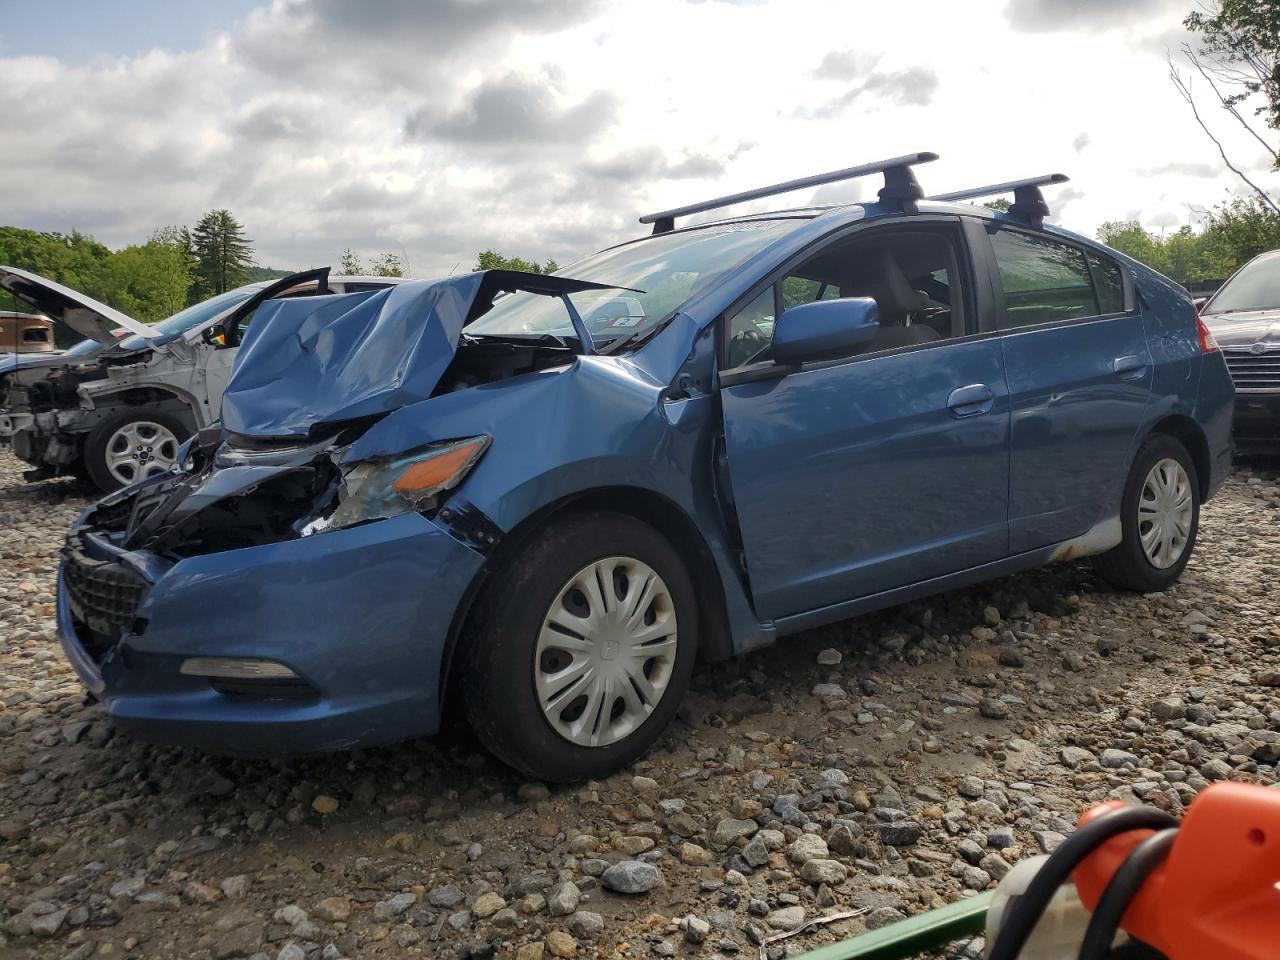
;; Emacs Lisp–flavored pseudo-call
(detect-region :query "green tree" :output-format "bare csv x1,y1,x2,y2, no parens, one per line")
473,250,558,274
1172,1,1278,210
1097,221,1171,275
1185,0,1280,142
337,250,406,276
191,210,253,297
109,227,196,322
337,248,363,274
1201,195,1280,264
1097,197,1280,284
368,253,404,277
246,265,292,282
0,226,118,340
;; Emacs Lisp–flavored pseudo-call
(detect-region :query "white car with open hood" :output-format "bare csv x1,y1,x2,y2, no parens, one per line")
0,266,400,491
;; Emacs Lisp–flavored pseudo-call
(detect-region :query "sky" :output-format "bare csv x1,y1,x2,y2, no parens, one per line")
0,0,1276,276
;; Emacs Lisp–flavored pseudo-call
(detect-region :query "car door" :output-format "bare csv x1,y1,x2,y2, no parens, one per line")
718,220,1011,622
983,226,1152,553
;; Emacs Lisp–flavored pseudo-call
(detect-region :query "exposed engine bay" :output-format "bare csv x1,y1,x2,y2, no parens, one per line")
95,335,575,558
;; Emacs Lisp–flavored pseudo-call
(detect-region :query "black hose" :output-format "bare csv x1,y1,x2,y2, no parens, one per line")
1076,828,1178,960
986,806,1179,960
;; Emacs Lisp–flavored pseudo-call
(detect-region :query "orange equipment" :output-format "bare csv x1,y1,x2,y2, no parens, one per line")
1072,782,1280,960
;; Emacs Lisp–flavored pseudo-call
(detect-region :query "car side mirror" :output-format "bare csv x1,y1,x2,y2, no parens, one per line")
1192,296,1208,310
771,297,879,366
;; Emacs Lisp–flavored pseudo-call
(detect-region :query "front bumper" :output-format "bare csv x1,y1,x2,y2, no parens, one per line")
1232,392,1280,454
57,510,486,755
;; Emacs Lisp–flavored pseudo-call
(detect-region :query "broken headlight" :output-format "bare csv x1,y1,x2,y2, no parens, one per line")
307,436,490,535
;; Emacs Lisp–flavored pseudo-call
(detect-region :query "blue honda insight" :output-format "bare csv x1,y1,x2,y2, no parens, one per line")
57,155,1234,780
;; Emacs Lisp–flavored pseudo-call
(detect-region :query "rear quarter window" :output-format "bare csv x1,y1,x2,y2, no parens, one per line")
1087,251,1125,315
990,229,1100,328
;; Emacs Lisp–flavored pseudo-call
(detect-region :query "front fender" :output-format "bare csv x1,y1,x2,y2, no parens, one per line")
345,352,773,655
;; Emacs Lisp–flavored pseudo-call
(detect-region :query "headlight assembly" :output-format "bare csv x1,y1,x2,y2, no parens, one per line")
307,436,490,535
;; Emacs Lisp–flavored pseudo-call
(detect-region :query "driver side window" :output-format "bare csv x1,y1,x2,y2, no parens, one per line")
722,223,969,369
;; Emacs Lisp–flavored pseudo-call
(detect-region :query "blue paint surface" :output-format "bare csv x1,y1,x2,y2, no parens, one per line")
56,201,1235,756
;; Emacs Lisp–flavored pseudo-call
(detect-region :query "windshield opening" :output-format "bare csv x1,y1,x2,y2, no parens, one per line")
466,219,802,346
1204,254,1280,315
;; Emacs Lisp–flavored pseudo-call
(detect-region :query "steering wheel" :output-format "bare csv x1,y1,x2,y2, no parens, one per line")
729,327,768,367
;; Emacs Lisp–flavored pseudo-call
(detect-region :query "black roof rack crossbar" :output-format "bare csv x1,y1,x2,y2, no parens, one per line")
639,151,939,234
930,173,1069,228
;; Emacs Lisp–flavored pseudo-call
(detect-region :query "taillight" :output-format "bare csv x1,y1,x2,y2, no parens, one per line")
1196,310,1219,353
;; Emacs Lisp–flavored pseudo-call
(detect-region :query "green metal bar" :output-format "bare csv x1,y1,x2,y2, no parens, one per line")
794,893,993,960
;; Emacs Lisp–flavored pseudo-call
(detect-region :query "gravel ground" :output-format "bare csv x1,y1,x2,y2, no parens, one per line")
1,449,1278,960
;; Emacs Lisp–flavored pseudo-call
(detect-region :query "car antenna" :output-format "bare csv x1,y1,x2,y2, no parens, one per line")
639,151,939,235
930,173,1069,229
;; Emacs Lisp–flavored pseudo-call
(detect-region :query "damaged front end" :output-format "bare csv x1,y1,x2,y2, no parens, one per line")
87,268,623,557
56,268,658,754
4,361,106,478
90,423,491,563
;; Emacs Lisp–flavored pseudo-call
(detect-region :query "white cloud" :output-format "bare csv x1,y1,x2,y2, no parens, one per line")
0,0,1275,276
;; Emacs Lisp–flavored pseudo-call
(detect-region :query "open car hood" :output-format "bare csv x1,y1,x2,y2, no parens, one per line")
221,269,627,439
0,265,158,345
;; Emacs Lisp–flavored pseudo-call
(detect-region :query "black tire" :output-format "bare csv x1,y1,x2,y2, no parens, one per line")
83,408,191,493
1093,433,1200,593
459,510,698,782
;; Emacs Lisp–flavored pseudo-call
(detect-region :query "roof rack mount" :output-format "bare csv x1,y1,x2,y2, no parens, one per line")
639,151,939,235
930,173,1069,228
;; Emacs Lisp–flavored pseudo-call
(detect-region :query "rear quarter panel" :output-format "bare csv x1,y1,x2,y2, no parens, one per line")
1122,257,1232,497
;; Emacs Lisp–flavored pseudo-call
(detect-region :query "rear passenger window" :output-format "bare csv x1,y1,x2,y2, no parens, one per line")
990,230,1099,329
1087,252,1125,314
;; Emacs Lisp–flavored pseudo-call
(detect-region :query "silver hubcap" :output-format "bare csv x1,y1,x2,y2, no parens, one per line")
1138,458,1193,569
104,420,180,485
534,556,678,748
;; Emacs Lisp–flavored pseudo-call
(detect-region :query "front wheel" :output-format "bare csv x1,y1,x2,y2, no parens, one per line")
83,408,190,493
459,511,697,782
1093,434,1200,593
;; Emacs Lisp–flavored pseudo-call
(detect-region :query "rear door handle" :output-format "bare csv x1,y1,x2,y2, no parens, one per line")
1113,355,1148,380
947,383,994,418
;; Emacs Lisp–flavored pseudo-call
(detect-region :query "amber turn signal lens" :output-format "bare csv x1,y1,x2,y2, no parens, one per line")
391,438,488,495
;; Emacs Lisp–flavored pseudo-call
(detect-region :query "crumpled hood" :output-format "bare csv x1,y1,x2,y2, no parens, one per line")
221,269,627,440
221,279,474,438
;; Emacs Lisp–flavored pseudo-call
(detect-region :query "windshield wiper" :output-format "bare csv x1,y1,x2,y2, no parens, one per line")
595,312,679,356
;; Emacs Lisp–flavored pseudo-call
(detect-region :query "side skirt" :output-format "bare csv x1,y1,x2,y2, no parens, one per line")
769,517,1121,640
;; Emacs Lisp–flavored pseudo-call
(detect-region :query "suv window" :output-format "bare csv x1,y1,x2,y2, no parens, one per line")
724,224,969,369
990,229,1100,328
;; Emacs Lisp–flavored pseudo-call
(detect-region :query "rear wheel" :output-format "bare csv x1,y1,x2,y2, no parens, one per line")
459,511,697,782
83,408,189,493
1094,434,1199,593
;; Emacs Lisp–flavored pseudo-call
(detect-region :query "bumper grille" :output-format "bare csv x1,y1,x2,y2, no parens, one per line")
62,538,149,646
1224,351,1280,390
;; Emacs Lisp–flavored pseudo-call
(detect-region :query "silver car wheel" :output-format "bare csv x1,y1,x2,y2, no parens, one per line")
104,420,180,486
1137,457,1193,569
534,556,678,748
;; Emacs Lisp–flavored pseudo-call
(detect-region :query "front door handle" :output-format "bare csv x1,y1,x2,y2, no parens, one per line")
947,383,994,418
1113,355,1148,380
